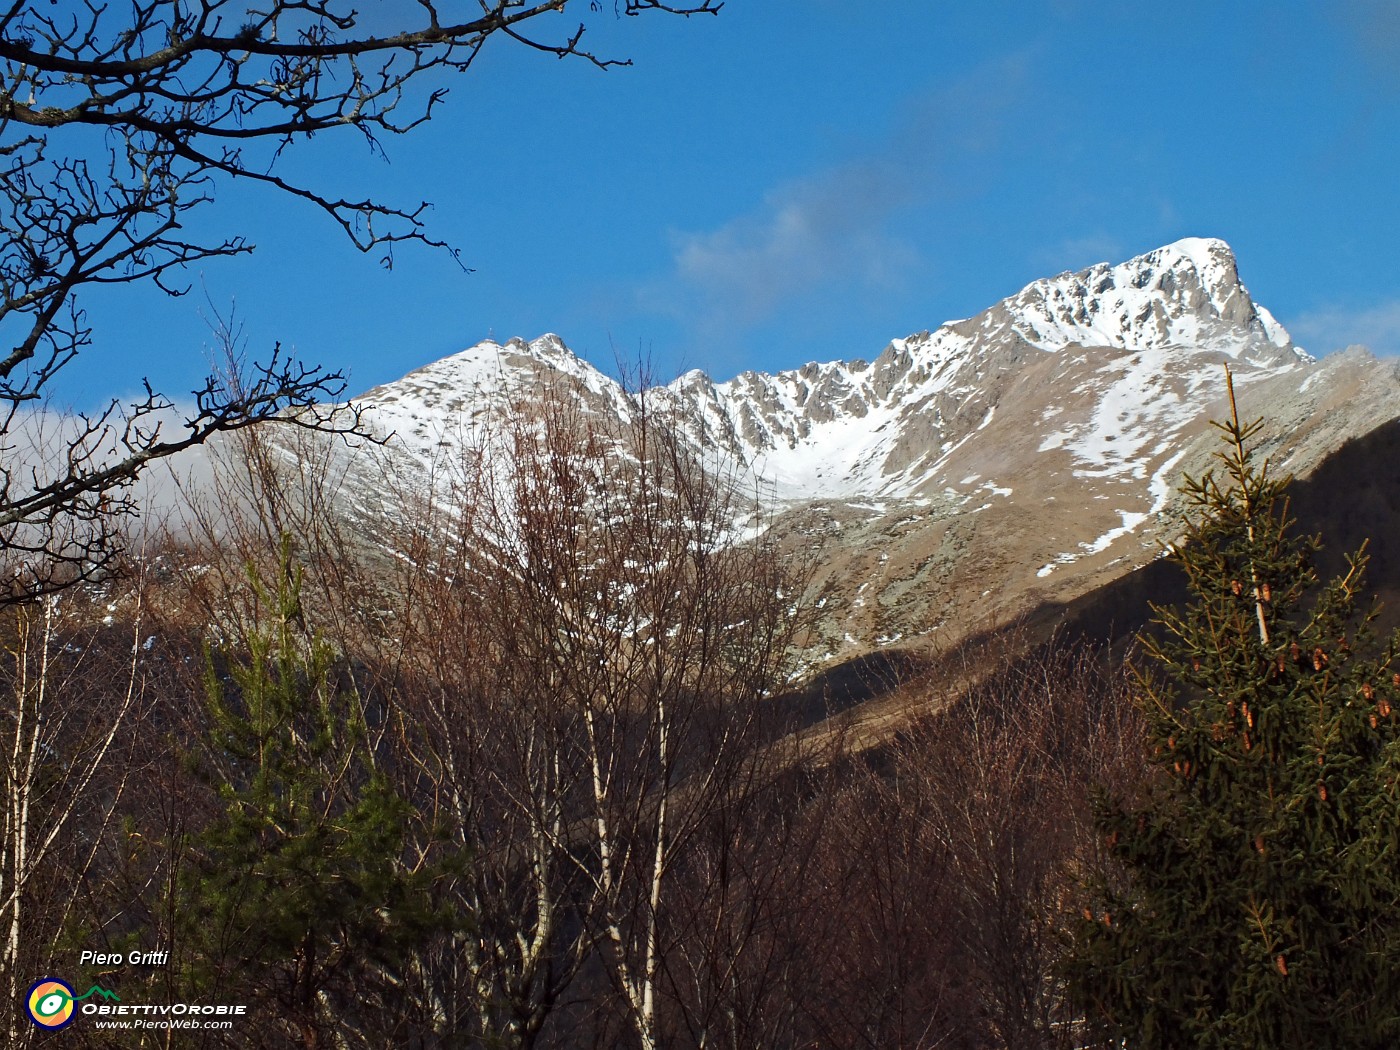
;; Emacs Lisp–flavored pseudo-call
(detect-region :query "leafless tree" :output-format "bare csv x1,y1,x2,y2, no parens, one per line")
378,380,813,1048
883,634,1144,1050
789,752,965,1050
654,737,847,1050
0,0,717,602
0,585,152,1048
514,391,806,1050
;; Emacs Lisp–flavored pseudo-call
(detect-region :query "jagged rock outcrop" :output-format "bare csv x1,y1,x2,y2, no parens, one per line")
343,238,1400,665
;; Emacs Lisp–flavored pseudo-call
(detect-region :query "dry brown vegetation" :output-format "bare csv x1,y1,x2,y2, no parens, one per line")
0,389,1148,1049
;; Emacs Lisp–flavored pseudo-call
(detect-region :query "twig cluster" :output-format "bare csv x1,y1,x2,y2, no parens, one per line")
0,0,716,601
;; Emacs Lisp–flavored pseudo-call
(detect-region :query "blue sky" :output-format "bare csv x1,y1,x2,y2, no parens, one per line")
70,1,1400,408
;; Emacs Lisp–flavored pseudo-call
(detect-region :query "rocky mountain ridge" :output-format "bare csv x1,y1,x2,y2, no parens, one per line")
350,238,1400,666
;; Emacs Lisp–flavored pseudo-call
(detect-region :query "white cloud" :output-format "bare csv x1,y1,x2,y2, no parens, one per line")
1,400,222,534
660,163,921,327
1287,299,1400,357
635,53,1033,342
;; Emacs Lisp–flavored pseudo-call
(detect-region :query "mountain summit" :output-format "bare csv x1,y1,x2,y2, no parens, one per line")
648,238,1310,500
350,239,1400,664
993,237,1300,363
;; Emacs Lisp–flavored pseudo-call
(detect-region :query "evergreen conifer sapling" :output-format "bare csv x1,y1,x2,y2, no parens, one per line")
1065,370,1400,1048
180,538,451,1046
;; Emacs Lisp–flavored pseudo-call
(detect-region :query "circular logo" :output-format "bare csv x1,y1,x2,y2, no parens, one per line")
26,978,76,1030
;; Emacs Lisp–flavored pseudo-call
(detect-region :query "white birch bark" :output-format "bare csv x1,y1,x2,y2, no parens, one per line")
0,596,140,1047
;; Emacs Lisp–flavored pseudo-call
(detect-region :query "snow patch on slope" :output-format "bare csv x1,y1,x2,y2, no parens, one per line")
353,239,1312,520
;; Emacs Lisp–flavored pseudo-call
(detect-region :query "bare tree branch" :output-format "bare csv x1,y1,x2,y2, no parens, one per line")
0,0,715,602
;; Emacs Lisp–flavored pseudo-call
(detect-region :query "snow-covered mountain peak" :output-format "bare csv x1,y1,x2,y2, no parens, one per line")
353,333,631,460
636,239,1312,500
367,334,614,405
974,237,1306,367
319,236,1400,670
356,239,1324,500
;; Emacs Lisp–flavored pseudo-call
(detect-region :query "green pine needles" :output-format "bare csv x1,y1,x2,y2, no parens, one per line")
180,536,451,1042
1065,370,1400,1049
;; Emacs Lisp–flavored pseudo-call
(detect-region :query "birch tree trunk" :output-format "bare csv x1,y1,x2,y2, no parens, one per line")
0,594,142,1047
386,381,810,1048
